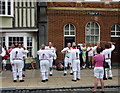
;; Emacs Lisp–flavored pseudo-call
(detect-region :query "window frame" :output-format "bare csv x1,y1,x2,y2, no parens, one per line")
85,21,100,44
64,23,76,37
111,24,120,37
0,0,13,17
1,33,34,58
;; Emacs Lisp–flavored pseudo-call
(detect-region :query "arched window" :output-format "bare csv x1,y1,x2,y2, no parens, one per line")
86,21,100,44
111,24,120,37
64,24,76,47
64,24,75,36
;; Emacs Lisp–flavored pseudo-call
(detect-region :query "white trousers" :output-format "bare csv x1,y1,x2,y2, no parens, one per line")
72,59,80,80
12,60,23,80
49,59,53,74
49,59,53,68
2,60,7,66
64,57,72,74
40,60,49,80
64,57,70,67
105,59,112,78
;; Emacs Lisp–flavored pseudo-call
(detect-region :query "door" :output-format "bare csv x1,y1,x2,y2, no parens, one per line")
111,37,120,64
64,37,75,47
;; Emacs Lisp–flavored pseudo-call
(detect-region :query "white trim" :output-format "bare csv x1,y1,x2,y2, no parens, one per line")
23,36,27,49
0,29,38,32
5,36,8,48
111,36,120,37
32,37,35,58
0,0,13,16
64,24,76,36
64,35,75,37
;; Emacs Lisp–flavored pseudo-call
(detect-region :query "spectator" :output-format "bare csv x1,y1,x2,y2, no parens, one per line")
92,47,104,93
87,44,94,69
2,45,9,71
81,44,87,69
0,45,6,73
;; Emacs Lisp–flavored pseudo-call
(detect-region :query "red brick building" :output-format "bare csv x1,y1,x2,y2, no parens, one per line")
47,2,120,64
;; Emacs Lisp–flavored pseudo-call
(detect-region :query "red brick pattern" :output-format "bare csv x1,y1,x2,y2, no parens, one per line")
47,2,119,62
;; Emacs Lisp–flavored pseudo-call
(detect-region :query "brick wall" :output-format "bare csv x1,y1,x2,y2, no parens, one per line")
47,2,119,62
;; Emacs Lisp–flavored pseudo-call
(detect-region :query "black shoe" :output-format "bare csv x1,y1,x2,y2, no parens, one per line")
41,80,46,82
20,80,24,82
77,78,80,80
49,74,52,76
64,73,66,76
13,80,17,82
72,79,77,82
46,79,48,81
103,78,107,80
101,91,104,93
108,77,112,80
70,73,73,75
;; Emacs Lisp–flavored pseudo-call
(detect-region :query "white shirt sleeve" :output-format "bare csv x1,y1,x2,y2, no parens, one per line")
10,50,13,64
0,48,6,57
61,48,67,53
49,50,55,57
37,50,40,55
109,45,115,52
92,46,97,51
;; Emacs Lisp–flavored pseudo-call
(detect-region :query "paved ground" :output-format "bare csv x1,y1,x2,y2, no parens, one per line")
0,68,119,92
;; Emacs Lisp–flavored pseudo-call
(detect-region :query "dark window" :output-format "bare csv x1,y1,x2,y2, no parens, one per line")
8,0,11,15
2,1,5,14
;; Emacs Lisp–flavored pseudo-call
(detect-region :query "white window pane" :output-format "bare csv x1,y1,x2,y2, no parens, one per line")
64,24,75,36
86,21,100,43
95,29,99,35
70,32,75,35
65,32,69,35
95,36,98,42
91,22,94,28
116,32,120,36
116,25,120,31
85,0,101,1
91,29,94,34
91,36,94,41
27,37,33,57
86,23,90,28
94,23,99,28
86,29,90,35
70,24,75,30
86,36,90,41
65,25,69,30
111,32,115,35
111,25,115,31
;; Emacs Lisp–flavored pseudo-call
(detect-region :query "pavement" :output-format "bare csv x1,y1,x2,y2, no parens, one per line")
0,68,120,92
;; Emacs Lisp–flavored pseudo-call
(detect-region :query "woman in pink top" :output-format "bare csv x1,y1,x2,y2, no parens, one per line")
92,47,104,93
